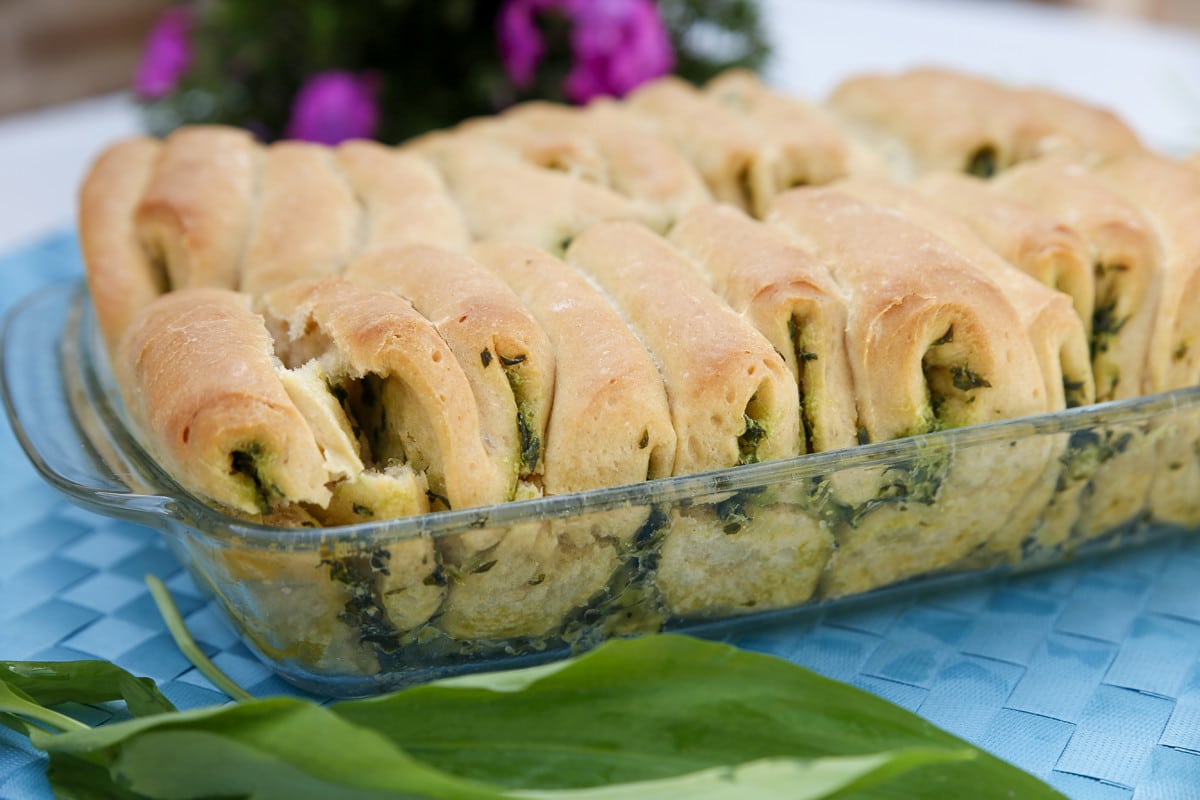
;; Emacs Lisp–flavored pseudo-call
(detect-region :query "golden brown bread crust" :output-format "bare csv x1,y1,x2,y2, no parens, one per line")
494,100,713,227
566,220,803,474
78,137,165,355
828,68,1034,178
411,135,656,253
1013,87,1142,162
135,125,260,291
995,158,1161,401
625,76,762,211
259,277,509,511
833,176,1095,411
628,74,851,218
117,288,332,514
914,171,1095,338
472,239,677,493
1094,153,1200,527
239,141,361,295
704,70,853,191
666,203,859,453
827,68,1140,180
335,140,470,252
344,244,556,493
1093,152,1200,393
769,187,1046,439
768,188,1055,594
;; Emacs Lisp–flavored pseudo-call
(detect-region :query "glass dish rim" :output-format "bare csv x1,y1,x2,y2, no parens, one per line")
9,279,1200,549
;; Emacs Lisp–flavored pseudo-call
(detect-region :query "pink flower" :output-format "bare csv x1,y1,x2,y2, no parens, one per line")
134,6,193,100
498,0,674,104
285,71,381,145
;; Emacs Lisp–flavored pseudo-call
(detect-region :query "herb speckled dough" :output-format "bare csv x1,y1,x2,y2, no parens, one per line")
1097,152,1200,526
566,221,828,615
769,189,1049,595
115,288,332,514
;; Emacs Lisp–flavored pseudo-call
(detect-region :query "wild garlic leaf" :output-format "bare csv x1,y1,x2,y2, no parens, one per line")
44,752,152,800
20,635,1063,800
33,699,507,800
513,750,973,799
0,679,89,735
0,660,175,717
333,634,1064,799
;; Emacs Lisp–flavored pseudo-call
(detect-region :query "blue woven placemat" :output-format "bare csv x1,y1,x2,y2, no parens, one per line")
1,234,1199,799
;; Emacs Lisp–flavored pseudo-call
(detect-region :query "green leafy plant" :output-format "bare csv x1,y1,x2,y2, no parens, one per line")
0,578,1064,800
137,0,770,144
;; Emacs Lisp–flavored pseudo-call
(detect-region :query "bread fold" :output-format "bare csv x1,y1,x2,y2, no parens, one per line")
259,277,510,512
626,75,849,218
239,142,362,295
769,188,1050,593
116,288,332,514
79,137,165,355
833,177,1095,412
704,69,856,193
335,140,470,253
567,221,829,615
492,100,713,227
472,240,676,492
412,136,655,252
914,172,1095,339
344,245,555,494
994,159,1161,402
827,69,1140,181
429,240,680,640
1095,152,1200,526
666,203,859,454
135,126,260,291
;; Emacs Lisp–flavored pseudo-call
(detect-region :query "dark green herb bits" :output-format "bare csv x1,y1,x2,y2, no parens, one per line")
230,447,274,513
353,503,374,517
1058,427,1134,485
1091,298,1128,356
965,145,998,178
1063,378,1089,409
638,430,650,449
1175,341,1190,362
480,348,493,368
932,325,954,346
500,355,542,475
950,365,991,392
320,554,404,652
737,414,769,465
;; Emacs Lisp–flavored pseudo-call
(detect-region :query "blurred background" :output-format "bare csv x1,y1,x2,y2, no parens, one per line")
0,0,1198,119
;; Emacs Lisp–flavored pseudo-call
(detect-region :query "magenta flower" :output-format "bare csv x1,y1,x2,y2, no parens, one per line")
498,0,674,104
285,71,381,145
134,6,193,100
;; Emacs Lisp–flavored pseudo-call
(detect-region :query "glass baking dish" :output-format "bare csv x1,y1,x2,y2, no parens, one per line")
5,280,1199,697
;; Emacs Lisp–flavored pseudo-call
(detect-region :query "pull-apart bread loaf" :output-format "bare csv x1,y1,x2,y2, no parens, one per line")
77,65,1200,661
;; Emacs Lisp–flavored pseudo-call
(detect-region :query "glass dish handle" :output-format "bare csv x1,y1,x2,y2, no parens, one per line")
1,282,173,521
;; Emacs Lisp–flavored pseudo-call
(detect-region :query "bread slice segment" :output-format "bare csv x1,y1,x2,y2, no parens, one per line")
769,187,1049,593
259,277,509,512
79,137,165,355
336,140,470,253
344,245,555,494
135,125,260,291
667,203,858,454
116,288,331,514
239,142,361,295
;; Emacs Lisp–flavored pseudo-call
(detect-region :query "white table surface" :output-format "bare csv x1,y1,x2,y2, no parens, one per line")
0,0,1197,254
